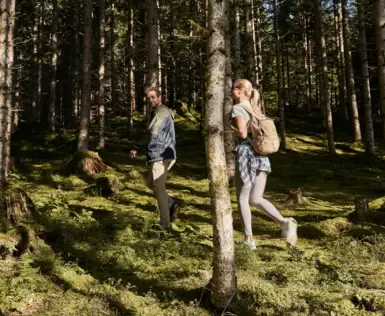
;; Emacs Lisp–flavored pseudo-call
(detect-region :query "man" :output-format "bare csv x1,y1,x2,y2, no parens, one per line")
129,87,178,229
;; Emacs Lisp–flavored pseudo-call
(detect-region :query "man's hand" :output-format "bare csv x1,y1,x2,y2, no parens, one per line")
129,149,137,158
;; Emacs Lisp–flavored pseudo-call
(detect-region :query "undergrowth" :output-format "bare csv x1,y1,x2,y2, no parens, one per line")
1,114,385,315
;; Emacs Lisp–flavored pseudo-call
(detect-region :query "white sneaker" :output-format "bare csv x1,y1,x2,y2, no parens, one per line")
281,217,298,248
236,239,256,250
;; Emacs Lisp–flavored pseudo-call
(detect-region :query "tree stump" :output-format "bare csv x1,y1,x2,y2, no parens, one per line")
1,187,35,230
0,187,36,257
95,174,123,196
354,197,370,222
285,188,304,206
68,151,107,177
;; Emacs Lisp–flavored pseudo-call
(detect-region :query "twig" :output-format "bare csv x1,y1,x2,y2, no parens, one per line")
221,290,236,316
356,222,385,229
198,283,212,307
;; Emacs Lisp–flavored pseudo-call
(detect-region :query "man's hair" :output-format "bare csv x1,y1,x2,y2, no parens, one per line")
145,86,161,97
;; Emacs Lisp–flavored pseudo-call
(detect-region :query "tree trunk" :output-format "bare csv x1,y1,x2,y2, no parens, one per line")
233,0,241,80
110,2,117,112
244,0,255,83
334,0,348,120
305,15,313,113
157,0,162,94
205,0,236,308
141,7,149,119
358,0,374,154
72,0,81,128
147,0,160,88
37,1,44,123
314,0,335,155
315,41,323,114
224,0,235,179
12,51,20,132
375,0,385,138
78,0,93,151
274,0,286,149
188,3,195,109
342,0,362,142
49,0,58,133
169,14,176,109
199,0,208,129
250,0,258,86
255,3,264,105
285,42,292,108
0,0,16,186
31,9,39,122
98,0,106,149
147,0,159,124
281,45,286,108
315,50,319,108
303,14,309,110
128,0,135,132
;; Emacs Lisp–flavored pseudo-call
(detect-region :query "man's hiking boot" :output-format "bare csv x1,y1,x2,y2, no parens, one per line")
170,203,179,222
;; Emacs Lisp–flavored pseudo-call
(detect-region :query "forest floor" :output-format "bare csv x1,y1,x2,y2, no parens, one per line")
1,111,385,316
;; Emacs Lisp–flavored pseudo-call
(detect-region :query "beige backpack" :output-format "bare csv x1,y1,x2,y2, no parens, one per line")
242,106,280,156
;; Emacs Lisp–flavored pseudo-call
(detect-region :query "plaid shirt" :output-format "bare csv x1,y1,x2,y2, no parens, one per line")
236,140,271,187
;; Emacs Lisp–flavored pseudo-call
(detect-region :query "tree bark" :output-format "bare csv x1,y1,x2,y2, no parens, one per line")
49,0,58,133
12,52,21,132
147,0,159,124
304,15,313,113
233,0,241,80
274,0,286,149
334,0,348,120
358,0,374,154
128,0,135,132
0,0,16,186
342,0,362,142
224,0,235,179
314,0,335,155
375,0,385,138
98,0,106,149
250,0,258,86
147,0,160,88
31,8,39,123
78,0,93,151
285,42,292,108
255,2,264,105
244,0,255,84
37,1,44,123
110,2,117,113
72,0,81,128
205,0,236,308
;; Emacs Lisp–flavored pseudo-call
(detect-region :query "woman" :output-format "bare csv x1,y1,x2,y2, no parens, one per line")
229,79,297,249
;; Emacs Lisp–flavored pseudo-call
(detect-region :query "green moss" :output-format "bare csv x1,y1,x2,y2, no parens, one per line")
369,197,385,210
3,115,385,315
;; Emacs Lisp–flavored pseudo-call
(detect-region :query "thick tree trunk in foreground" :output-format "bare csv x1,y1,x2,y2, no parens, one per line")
205,0,236,308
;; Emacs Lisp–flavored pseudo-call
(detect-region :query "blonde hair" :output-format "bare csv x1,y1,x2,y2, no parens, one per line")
233,79,264,115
